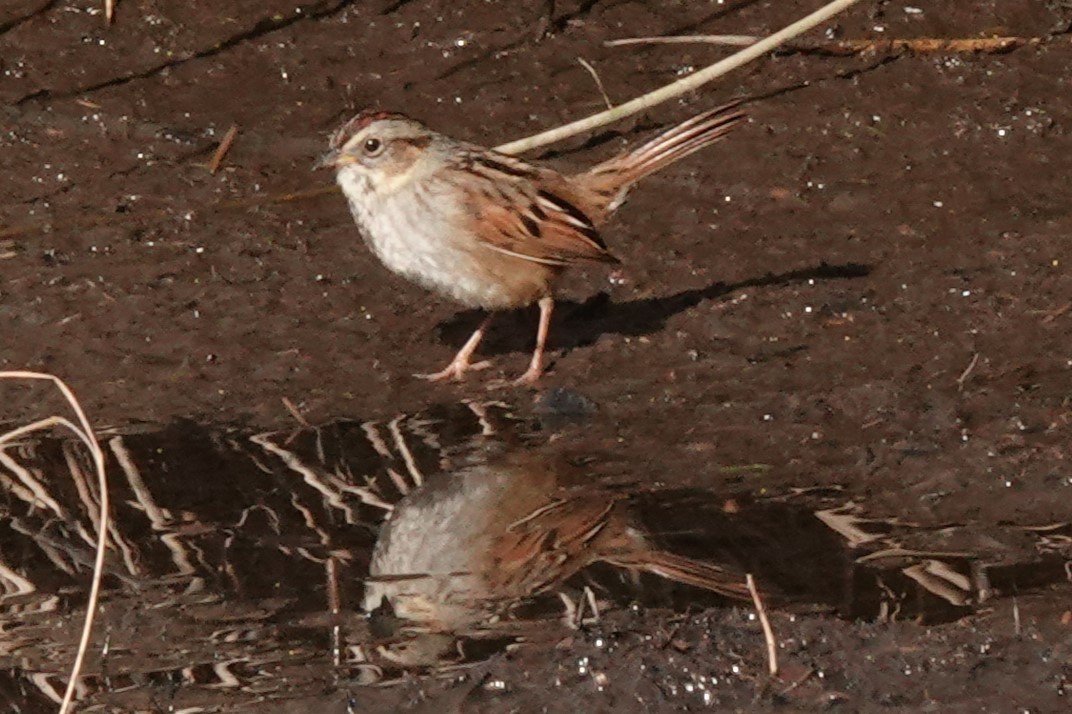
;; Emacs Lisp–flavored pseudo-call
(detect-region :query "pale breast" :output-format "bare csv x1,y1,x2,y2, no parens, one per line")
363,476,494,626
340,172,555,310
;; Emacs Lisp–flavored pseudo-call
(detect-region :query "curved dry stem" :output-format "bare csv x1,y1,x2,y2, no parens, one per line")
747,573,778,677
494,0,864,155
0,371,110,714
605,35,759,48
577,57,614,109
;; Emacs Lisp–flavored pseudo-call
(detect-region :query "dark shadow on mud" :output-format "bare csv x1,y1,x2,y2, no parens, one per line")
436,261,873,358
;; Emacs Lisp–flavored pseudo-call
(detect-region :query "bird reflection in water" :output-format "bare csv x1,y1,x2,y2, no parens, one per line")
362,444,761,664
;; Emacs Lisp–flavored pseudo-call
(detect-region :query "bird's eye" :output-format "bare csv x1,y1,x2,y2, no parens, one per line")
363,137,384,156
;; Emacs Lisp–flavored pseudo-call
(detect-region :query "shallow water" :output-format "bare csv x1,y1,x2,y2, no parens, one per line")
2,401,1068,710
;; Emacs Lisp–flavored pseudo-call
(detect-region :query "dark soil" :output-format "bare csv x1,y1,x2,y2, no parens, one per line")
2,0,1071,711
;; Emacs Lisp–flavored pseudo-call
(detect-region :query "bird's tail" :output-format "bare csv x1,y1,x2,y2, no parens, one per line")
578,102,746,213
609,548,753,601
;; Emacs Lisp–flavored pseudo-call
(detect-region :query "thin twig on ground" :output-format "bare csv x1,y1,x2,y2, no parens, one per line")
105,0,114,24
604,34,1055,55
1038,301,1071,324
605,34,758,48
956,352,980,391
577,58,614,109
0,371,110,714
326,556,343,667
281,396,311,428
779,668,815,696
208,124,240,174
495,0,864,154
747,573,778,677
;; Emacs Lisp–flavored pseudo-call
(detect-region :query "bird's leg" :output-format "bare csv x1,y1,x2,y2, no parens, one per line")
556,586,600,629
510,296,554,386
416,314,495,382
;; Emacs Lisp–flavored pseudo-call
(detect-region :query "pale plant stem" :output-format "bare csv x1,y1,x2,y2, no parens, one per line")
747,573,779,677
605,35,758,48
577,57,614,109
0,371,110,714
494,0,864,155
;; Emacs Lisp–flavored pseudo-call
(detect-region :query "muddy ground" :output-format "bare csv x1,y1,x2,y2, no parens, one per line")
2,0,1071,711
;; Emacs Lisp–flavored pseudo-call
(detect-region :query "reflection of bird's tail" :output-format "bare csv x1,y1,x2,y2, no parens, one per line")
610,549,752,601
579,102,746,213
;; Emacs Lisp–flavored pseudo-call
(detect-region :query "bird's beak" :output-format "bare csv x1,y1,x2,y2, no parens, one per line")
312,149,340,171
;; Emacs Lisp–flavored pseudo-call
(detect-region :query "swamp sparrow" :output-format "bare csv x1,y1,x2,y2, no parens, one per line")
317,103,745,384
362,448,751,638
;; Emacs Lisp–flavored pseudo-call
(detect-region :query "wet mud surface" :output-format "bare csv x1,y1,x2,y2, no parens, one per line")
2,0,1072,711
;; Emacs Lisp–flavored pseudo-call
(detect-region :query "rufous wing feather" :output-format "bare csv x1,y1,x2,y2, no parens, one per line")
458,152,620,267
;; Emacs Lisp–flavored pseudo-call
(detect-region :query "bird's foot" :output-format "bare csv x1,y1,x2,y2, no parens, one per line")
415,358,492,382
486,363,544,390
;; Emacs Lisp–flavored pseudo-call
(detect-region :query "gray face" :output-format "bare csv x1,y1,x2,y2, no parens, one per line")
317,112,434,180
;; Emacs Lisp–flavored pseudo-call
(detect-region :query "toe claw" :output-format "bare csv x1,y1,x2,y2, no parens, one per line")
415,358,494,383
511,370,542,387
484,367,543,390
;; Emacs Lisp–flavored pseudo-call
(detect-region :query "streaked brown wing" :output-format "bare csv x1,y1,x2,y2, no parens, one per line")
491,494,619,595
458,152,620,267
